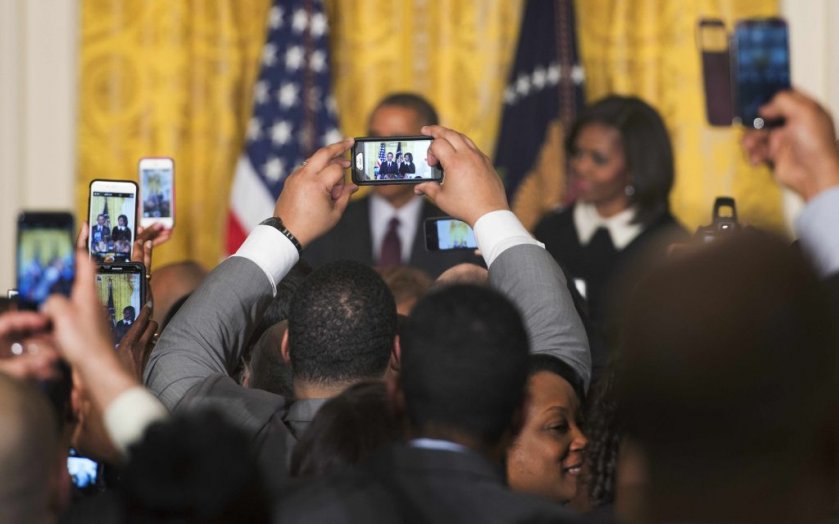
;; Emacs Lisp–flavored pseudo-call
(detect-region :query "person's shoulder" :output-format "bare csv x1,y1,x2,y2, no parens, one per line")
534,204,575,240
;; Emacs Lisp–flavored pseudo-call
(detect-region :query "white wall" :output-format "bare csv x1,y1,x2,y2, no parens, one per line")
0,0,79,292
781,0,839,230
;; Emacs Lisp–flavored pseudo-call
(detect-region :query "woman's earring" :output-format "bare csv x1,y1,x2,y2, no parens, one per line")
625,184,636,197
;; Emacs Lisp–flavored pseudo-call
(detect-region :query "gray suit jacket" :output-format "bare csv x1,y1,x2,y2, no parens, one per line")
143,241,591,487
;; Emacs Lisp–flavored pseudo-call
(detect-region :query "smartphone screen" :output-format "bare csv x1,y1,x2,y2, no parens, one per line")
352,136,443,185
16,212,75,311
95,264,145,346
732,18,790,129
424,218,477,251
139,157,175,229
88,180,138,263
67,448,101,494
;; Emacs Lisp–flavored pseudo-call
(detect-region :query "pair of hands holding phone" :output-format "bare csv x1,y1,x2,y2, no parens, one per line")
275,125,510,249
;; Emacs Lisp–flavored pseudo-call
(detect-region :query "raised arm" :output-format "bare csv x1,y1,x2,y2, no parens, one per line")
415,126,591,389
144,139,358,410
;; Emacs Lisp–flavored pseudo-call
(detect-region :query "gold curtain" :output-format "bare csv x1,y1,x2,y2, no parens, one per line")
77,0,523,267
77,0,269,269
576,0,784,231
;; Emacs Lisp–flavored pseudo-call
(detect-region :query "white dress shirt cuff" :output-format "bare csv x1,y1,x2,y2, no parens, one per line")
474,210,544,267
231,224,300,296
104,386,169,456
795,186,839,277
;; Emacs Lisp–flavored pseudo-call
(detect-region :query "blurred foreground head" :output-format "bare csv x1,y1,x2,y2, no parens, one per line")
617,232,839,523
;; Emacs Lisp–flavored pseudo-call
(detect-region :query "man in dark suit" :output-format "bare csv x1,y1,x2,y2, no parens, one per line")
113,305,136,342
90,214,111,250
304,93,480,277
378,152,398,179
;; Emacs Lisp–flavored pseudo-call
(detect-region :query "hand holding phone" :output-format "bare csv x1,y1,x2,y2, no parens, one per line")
139,157,175,229
424,217,478,251
16,212,76,311
352,136,443,185
88,180,138,264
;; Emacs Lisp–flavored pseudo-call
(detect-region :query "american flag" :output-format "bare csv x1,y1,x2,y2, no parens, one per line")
226,0,342,253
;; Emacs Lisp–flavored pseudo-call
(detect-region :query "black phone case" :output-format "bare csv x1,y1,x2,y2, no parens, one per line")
698,19,734,127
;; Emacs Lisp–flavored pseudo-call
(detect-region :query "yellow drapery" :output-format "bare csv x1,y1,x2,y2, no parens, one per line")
576,0,783,231
76,0,270,269
77,1,785,268
77,0,522,268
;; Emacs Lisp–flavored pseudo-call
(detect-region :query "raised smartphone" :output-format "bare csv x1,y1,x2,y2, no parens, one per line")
698,18,734,126
731,18,791,129
139,157,175,229
352,136,443,185
95,263,146,346
88,180,138,264
16,212,75,311
67,448,102,495
424,217,477,251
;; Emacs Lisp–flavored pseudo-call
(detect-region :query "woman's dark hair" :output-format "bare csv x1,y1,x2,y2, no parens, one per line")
581,366,620,508
118,214,128,224
289,381,400,479
404,152,413,162
566,95,674,225
527,354,585,404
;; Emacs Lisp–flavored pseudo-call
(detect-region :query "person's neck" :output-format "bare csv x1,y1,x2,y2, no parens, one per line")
383,191,417,210
292,378,357,400
593,196,630,219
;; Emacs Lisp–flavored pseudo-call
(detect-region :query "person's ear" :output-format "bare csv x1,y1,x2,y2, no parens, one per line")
388,334,401,373
280,329,291,365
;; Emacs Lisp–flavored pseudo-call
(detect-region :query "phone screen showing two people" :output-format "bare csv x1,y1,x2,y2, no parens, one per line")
95,271,143,346
89,191,136,263
354,138,442,183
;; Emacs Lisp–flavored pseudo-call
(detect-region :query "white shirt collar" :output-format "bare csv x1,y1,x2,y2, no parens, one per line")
369,193,424,263
573,201,643,250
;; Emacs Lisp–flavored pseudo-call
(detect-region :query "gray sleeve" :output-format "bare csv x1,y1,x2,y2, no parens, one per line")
143,257,275,410
488,244,592,390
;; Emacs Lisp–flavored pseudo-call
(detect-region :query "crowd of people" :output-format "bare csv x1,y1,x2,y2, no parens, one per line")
0,86,838,523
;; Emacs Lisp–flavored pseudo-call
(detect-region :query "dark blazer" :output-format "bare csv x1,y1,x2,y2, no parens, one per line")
379,160,399,178
277,444,580,523
303,197,482,278
399,161,415,177
111,226,132,242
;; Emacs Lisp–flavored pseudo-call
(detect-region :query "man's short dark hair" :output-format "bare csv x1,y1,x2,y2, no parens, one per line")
124,306,135,317
373,92,439,127
400,285,530,444
288,261,396,384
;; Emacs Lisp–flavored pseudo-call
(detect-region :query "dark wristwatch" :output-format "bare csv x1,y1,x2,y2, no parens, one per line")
260,216,303,254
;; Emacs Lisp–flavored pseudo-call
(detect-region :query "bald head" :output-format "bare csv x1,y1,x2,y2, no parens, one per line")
0,374,60,522
432,263,489,290
150,261,208,325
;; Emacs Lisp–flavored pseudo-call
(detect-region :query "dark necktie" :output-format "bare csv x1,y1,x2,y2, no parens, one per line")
379,217,401,267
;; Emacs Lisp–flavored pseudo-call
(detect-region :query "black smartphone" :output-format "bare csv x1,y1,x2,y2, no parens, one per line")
95,263,146,346
16,212,75,311
424,217,477,251
731,18,791,129
67,448,102,496
351,136,443,185
698,18,734,127
88,179,139,264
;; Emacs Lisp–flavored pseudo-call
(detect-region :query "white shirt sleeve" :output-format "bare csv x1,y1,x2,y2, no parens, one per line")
231,224,300,296
473,210,544,267
103,386,169,456
795,186,839,277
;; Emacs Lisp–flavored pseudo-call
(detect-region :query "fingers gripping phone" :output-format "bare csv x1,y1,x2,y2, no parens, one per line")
16,212,75,311
139,157,175,229
424,217,477,251
352,136,443,185
88,180,138,264
95,263,146,346
731,18,791,129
